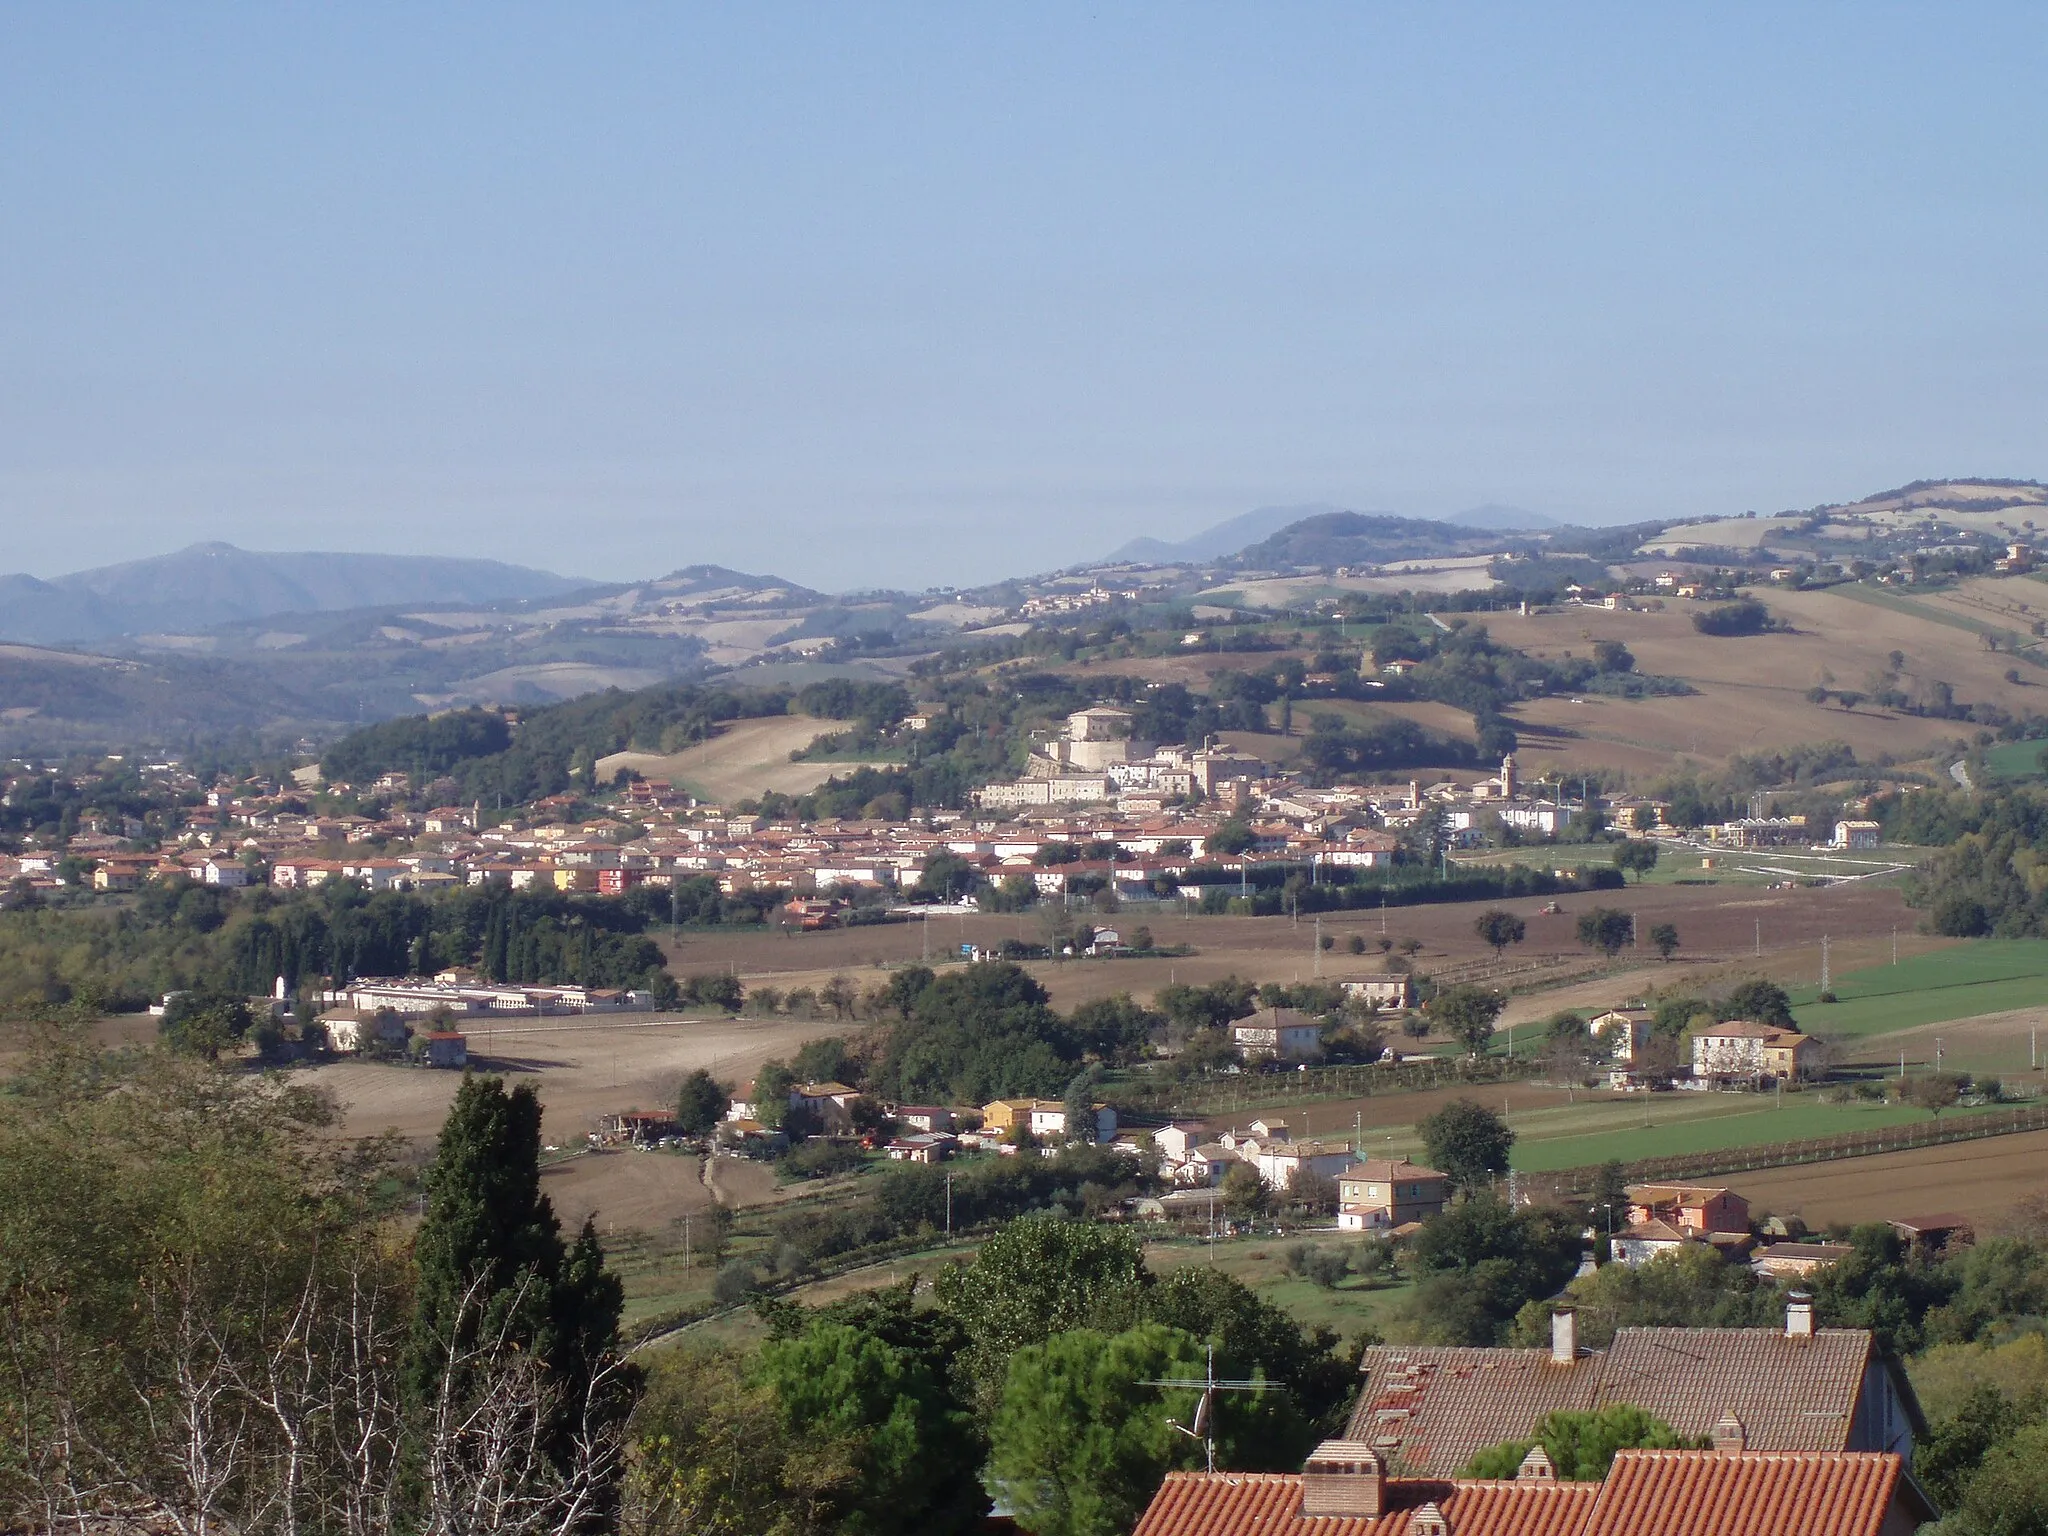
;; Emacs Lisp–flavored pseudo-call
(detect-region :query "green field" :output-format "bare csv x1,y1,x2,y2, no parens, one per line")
1453,841,1925,889
1504,1093,1993,1172
1788,939,2048,1039
1985,739,2048,783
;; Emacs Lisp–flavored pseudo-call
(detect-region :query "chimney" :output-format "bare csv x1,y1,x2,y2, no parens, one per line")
1786,1290,1814,1339
1713,1412,1747,1454
1516,1445,1557,1482
1551,1307,1579,1365
1302,1441,1385,1518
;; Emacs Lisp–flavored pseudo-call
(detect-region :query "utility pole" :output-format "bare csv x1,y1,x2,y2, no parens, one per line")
1313,916,1322,977
1892,926,1898,966
945,1169,953,1237
1821,935,1830,996
1754,918,1761,958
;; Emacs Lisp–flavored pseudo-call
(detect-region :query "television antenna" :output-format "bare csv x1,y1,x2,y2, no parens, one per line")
1140,1345,1278,1474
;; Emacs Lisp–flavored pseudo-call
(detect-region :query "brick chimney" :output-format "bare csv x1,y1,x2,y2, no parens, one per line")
1713,1412,1747,1454
1551,1307,1579,1365
1302,1441,1386,1518
1786,1290,1814,1339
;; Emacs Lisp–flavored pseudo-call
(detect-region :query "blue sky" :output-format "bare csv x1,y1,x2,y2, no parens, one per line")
2,5,2045,590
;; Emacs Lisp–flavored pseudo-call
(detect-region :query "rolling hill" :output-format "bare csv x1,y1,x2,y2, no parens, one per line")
0,542,584,643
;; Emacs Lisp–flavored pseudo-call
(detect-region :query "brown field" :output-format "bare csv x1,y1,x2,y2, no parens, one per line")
542,1148,717,1235
668,880,1920,1018
1474,592,2026,777
297,1013,845,1151
595,715,883,801
1730,1131,2048,1231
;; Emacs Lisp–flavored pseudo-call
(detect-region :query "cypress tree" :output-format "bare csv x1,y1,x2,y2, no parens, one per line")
407,1075,635,1479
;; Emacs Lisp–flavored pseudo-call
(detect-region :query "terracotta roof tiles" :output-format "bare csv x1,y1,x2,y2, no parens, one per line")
1131,1472,1600,1536
1585,1450,1928,1536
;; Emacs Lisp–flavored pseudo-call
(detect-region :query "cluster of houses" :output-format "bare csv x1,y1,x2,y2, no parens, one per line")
1583,1005,1816,1089
8,701,1899,909
1607,1180,1970,1273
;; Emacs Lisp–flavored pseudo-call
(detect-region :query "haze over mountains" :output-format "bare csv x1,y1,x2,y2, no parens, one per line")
0,543,583,646
1104,502,1561,564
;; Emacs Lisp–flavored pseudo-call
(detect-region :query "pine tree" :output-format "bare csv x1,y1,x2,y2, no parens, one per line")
406,1075,636,1477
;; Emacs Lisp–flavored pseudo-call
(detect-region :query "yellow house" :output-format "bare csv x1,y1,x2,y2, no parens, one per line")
980,1099,1040,1133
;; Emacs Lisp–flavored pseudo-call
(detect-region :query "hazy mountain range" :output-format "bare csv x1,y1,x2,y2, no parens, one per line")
1105,502,1559,564
0,542,582,646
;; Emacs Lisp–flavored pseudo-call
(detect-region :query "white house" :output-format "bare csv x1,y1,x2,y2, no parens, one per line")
1588,1008,1654,1063
1253,1138,1358,1191
1230,1009,1324,1061
1833,820,1882,850
1028,1102,1119,1143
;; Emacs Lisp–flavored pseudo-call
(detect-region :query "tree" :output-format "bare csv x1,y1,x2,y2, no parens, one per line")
1062,1067,1105,1144
931,1217,1151,1412
1720,979,1795,1028
1472,908,1527,957
1463,1405,1701,1479
1417,1097,1515,1193
754,1059,797,1129
631,1344,854,1536
1648,922,1680,961
884,965,936,1019
1575,907,1634,960
676,1068,727,1137
1347,933,1367,955
1221,1161,1269,1223
1905,1072,1963,1121
754,1318,988,1535
405,1075,636,1483
1210,819,1257,855
157,991,257,1060
1612,841,1660,882
1397,936,1425,957
1405,1195,1583,1344
820,974,858,1020
1428,985,1506,1057
1939,1420,2048,1536
988,1324,1205,1536
793,1035,857,1086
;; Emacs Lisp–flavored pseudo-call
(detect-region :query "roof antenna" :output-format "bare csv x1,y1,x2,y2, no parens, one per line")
1142,1344,1278,1475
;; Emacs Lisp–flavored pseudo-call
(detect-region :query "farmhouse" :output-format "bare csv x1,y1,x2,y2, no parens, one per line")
1691,1019,1813,1083
1230,1007,1324,1061
1336,1159,1451,1232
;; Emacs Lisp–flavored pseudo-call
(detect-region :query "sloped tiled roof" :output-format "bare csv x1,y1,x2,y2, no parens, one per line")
1131,1472,1600,1536
1593,1329,1875,1452
1346,1349,1601,1473
1349,1330,1885,1476
1584,1450,1928,1536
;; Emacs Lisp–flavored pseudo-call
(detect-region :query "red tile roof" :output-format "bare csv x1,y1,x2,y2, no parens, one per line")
1131,1473,1600,1536
1585,1450,1928,1536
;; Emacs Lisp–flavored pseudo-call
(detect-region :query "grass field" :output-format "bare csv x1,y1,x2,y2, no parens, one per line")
1787,940,2048,1039
1504,1093,1995,1172
1986,739,2048,782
